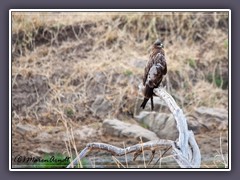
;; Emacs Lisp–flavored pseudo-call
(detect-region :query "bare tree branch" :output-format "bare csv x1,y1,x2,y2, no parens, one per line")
66,86,201,168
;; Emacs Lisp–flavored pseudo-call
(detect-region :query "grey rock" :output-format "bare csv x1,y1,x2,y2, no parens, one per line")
35,132,52,140
12,74,49,114
195,106,228,120
152,96,167,106
36,146,54,154
86,73,106,99
28,151,41,157
91,95,112,117
16,123,38,134
194,106,228,130
135,111,178,140
131,59,146,69
141,96,168,111
135,96,169,116
58,126,97,142
102,119,159,142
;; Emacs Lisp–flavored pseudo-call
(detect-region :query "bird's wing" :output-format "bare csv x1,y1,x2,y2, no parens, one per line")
146,53,167,88
146,64,162,88
143,51,167,86
154,53,167,75
143,60,153,86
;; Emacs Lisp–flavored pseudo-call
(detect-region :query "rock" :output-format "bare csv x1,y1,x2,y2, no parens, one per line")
28,151,41,157
35,132,52,140
72,126,97,140
102,119,159,141
86,73,106,100
186,116,203,134
195,106,228,120
36,146,54,154
58,125,97,142
141,96,168,111
135,111,178,140
91,95,112,117
131,59,146,69
194,106,228,130
16,123,38,135
135,96,169,116
12,74,49,114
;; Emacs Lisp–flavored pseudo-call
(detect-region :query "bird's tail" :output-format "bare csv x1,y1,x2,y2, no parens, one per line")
150,97,154,110
140,98,149,109
140,85,154,110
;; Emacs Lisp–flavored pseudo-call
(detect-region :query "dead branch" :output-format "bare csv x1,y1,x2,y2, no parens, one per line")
66,86,201,168
153,87,201,168
67,139,173,168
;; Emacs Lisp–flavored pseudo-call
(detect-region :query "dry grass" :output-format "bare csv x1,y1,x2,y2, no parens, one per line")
11,11,229,168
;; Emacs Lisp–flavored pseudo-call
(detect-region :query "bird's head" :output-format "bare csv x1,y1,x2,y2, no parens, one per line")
153,39,164,49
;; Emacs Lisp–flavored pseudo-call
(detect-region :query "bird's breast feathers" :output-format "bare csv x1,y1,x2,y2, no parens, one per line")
146,64,164,87
153,52,165,63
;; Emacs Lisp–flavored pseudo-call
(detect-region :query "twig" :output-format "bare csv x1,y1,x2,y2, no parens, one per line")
152,145,172,168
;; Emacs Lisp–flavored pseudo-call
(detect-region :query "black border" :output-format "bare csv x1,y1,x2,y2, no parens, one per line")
1,0,239,179
9,9,230,171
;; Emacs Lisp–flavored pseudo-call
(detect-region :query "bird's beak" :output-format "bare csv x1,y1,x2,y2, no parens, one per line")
157,44,164,48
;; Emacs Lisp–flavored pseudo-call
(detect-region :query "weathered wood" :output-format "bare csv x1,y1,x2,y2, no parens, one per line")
66,87,201,168
67,140,173,168
153,87,201,167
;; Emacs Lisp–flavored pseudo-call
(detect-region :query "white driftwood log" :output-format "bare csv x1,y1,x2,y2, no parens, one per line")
66,87,201,168
153,87,201,168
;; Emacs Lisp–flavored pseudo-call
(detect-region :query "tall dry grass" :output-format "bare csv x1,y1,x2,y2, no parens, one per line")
11,11,229,168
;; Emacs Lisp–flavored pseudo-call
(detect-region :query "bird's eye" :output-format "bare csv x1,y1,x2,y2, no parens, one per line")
156,43,163,48
154,40,164,47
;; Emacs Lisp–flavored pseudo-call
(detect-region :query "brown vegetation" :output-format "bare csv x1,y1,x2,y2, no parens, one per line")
11,11,229,168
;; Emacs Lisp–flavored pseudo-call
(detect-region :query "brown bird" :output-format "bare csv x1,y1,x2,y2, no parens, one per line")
140,39,167,110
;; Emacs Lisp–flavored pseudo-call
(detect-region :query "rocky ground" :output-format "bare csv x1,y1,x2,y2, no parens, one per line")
11,12,229,168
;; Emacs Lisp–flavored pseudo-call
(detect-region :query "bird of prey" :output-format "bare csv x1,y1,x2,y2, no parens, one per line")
140,39,167,110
